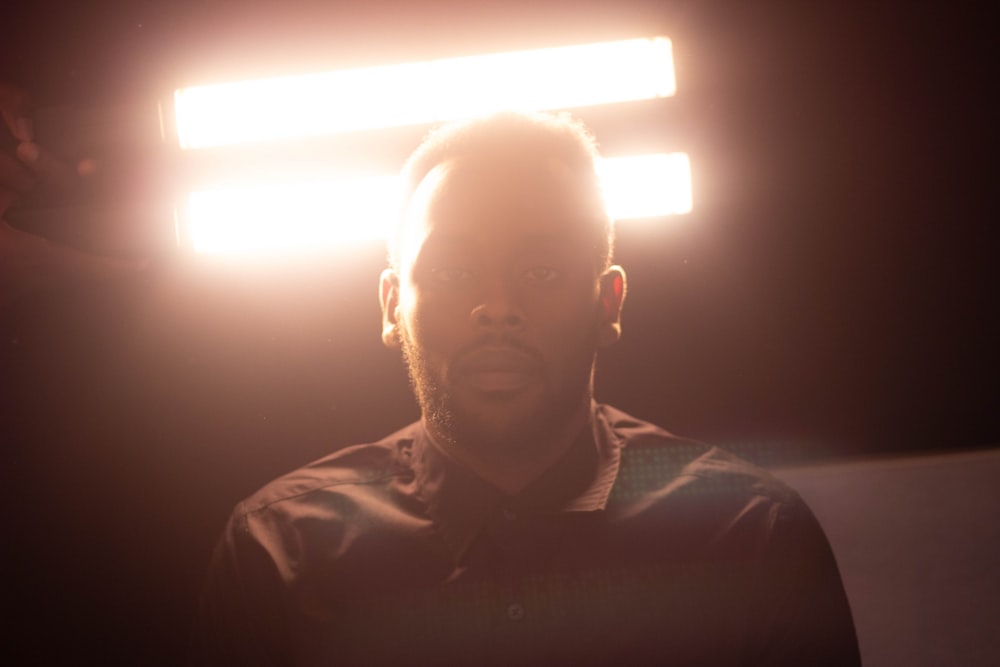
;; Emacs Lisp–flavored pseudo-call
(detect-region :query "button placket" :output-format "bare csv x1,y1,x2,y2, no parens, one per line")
486,507,533,627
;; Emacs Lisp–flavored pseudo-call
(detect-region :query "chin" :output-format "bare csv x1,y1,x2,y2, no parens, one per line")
404,339,594,451
443,383,589,452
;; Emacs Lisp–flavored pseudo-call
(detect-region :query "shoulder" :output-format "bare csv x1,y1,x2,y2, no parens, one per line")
598,405,818,562
234,421,421,519
597,404,795,507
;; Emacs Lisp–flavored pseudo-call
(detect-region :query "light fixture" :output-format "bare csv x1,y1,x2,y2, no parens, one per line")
185,153,691,254
174,37,676,150
598,153,693,219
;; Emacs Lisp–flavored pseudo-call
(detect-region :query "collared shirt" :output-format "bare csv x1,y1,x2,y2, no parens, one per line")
193,404,860,667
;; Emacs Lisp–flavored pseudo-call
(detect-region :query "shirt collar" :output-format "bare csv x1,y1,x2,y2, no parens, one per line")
406,402,622,560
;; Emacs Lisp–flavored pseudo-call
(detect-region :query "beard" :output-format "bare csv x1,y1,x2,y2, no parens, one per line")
399,329,597,454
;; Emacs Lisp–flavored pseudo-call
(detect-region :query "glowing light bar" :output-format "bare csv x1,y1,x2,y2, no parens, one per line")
185,153,691,254
187,176,401,254
598,153,693,219
175,38,676,149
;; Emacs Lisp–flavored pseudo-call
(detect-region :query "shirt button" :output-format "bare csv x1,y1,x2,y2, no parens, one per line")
502,508,517,521
506,602,526,621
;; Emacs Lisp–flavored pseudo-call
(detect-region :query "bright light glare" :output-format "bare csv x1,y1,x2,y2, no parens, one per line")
186,153,691,254
188,176,401,254
598,153,693,218
175,38,676,149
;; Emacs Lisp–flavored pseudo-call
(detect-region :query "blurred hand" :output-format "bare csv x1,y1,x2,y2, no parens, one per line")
1,83,147,307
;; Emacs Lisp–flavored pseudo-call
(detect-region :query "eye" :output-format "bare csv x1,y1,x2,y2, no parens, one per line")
523,266,560,284
430,267,474,284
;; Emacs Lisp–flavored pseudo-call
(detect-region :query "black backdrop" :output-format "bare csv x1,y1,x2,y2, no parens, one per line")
2,1,996,664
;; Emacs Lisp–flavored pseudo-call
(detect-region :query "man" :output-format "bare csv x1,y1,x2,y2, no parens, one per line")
194,111,860,666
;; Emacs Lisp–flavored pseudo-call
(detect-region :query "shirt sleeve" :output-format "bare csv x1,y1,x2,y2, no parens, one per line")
743,493,862,666
189,505,293,667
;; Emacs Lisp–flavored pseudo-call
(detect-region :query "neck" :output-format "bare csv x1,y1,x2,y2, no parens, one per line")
426,399,593,496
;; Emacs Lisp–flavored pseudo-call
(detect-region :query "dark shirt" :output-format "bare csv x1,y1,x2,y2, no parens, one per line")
194,404,860,666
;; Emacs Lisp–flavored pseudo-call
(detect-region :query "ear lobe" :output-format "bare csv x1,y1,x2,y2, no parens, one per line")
379,268,402,349
597,265,627,348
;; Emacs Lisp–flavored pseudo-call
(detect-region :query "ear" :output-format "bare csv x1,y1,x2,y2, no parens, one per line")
597,265,626,348
379,268,402,349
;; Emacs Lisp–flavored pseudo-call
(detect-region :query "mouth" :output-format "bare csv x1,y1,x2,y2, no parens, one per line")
455,347,541,393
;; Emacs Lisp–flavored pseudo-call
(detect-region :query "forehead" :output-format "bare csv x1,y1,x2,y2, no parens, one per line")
398,155,603,264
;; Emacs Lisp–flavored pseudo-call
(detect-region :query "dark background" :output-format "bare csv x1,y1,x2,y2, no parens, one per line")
2,1,996,664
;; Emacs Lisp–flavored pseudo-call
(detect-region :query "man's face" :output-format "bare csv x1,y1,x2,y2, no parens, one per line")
381,155,624,454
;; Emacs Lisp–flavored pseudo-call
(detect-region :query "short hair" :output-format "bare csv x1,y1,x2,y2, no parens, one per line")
388,111,614,272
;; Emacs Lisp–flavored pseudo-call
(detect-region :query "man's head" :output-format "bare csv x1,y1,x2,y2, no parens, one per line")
387,111,614,274
380,111,626,460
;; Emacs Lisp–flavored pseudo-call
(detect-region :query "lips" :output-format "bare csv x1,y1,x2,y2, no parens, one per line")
455,346,540,392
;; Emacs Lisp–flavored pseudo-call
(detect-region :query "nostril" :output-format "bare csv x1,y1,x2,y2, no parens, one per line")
471,303,524,330
472,305,493,326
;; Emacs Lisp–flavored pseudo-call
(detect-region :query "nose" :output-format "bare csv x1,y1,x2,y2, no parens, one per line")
471,278,525,331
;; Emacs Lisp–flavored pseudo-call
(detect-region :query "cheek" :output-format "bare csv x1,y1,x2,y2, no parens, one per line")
528,282,601,330
527,295,602,354
401,292,473,354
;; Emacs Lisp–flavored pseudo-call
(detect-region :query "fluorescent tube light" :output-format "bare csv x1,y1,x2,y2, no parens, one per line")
598,153,692,219
175,38,676,149
185,153,691,254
